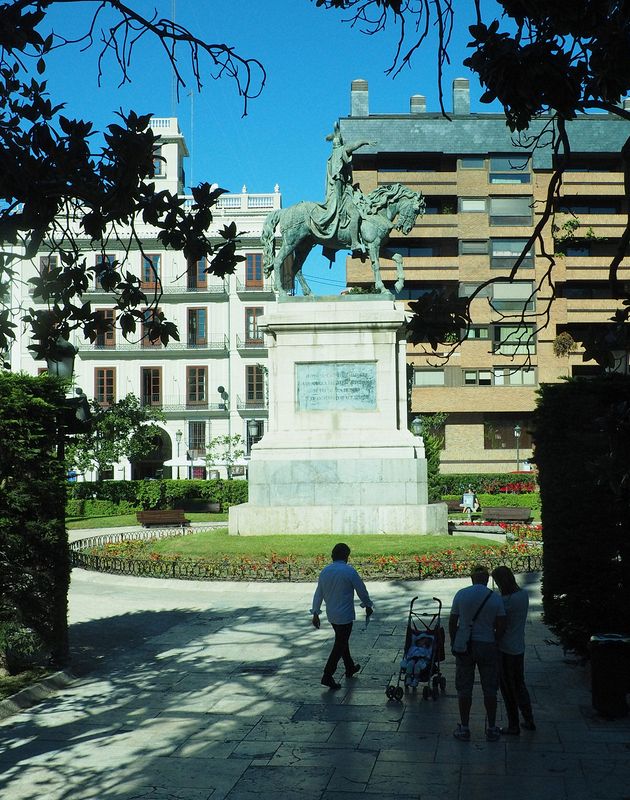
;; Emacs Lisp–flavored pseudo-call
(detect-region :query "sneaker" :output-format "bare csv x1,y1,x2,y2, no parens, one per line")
321,675,341,690
486,726,501,742
345,664,361,678
500,726,520,736
521,718,536,731
453,724,471,741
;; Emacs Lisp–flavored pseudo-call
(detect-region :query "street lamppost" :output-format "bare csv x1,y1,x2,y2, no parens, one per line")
410,416,423,438
175,429,182,479
514,424,522,472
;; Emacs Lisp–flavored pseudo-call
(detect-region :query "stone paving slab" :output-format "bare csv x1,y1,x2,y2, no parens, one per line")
0,567,629,800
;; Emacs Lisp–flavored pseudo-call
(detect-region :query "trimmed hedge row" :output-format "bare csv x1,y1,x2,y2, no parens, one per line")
67,479,248,512
443,493,541,514
439,473,537,495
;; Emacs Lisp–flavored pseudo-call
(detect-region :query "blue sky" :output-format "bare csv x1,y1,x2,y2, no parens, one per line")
42,1,488,292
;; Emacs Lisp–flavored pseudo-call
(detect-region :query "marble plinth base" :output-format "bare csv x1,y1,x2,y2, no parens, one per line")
229,501,447,536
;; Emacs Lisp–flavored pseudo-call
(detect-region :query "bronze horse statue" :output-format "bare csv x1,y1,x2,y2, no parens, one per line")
261,184,425,296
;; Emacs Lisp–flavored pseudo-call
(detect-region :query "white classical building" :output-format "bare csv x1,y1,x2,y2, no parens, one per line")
9,117,283,480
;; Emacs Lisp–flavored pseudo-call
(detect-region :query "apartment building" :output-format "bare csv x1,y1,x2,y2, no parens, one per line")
340,79,630,473
10,118,282,480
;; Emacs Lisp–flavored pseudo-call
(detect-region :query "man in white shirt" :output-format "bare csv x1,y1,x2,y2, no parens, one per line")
449,564,506,742
311,542,374,690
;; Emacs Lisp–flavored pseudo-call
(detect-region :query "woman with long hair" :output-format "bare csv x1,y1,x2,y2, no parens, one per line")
491,565,536,734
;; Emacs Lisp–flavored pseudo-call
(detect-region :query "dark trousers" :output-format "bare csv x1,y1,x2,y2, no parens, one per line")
499,651,533,728
323,622,355,677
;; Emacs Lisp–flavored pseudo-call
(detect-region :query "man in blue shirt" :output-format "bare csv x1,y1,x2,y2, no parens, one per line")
311,542,374,690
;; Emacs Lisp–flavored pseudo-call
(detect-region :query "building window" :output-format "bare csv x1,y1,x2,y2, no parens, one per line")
188,421,206,458
483,416,533,449
460,156,486,169
413,369,445,386
94,368,115,406
492,324,535,355
493,367,536,386
245,253,263,287
460,240,488,255
491,281,535,312
489,197,532,226
39,254,58,277
246,365,265,405
463,370,493,386
95,309,116,347
462,326,489,340
459,198,487,213
489,154,531,184
141,308,162,347
245,307,264,343
142,254,161,288
187,308,207,347
490,238,534,268
186,366,208,406
141,367,162,407
187,257,207,289
94,254,116,288
153,146,165,177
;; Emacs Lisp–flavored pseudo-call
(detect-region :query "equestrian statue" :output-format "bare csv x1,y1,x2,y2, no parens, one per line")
261,123,425,296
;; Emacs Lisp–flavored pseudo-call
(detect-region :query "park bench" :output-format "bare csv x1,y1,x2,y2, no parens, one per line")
446,499,465,514
175,500,221,513
136,509,190,528
482,506,533,523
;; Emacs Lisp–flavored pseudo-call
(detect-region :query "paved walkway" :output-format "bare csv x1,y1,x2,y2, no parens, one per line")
1,563,629,799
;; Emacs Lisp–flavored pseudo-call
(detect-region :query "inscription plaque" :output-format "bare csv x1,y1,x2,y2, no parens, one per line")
296,361,376,411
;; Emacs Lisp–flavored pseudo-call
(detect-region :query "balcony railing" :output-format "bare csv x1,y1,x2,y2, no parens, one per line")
237,396,268,411
79,337,229,354
140,395,229,412
235,277,276,293
236,334,266,351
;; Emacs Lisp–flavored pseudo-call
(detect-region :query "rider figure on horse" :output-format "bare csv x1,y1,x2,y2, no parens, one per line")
314,122,372,255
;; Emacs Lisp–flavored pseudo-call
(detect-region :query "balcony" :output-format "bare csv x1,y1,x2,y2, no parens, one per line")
83,281,228,301
140,395,229,417
77,336,229,359
236,335,267,354
237,396,268,413
235,278,276,297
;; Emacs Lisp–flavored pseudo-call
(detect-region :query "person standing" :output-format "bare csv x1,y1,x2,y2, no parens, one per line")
311,542,374,690
491,565,536,734
449,564,506,741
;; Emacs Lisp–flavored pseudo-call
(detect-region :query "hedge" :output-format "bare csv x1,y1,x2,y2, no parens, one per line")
443,493,541,515
534,376,630,655
438,473,538,495
67,479,248,512
0,372,70,666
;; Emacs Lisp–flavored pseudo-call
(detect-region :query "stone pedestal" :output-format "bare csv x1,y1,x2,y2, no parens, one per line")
229,296,447,535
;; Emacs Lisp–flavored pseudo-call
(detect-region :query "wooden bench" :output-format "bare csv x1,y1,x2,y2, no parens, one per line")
482,506,533,523
446,499,464,513
175,500,221,514
136,509,190,528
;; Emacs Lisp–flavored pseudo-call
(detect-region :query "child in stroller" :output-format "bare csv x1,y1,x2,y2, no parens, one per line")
400,631,435,687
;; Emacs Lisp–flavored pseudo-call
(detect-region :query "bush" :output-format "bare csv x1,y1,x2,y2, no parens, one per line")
535,376,630,655
439,473,537,495
0,622,46,675
66,498,85,518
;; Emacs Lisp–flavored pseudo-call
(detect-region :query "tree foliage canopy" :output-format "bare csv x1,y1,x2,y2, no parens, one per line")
0,0,265,364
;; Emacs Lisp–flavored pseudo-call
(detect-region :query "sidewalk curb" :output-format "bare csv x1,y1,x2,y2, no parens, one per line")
0,669,77,721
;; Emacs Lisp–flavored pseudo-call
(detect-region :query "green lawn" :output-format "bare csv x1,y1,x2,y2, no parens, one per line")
142,528,503,559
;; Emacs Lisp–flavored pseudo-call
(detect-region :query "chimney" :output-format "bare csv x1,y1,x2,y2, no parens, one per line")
410,94,426,114
453,78,470,115
351,79,369,116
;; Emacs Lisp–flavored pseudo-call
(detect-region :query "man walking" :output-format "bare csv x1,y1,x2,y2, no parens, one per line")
311,542,374,690
449,564,506,741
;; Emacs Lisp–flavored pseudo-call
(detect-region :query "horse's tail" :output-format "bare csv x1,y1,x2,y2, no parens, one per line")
261,209,282,275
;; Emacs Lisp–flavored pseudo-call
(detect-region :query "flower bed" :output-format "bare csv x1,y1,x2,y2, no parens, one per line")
71,535,542,582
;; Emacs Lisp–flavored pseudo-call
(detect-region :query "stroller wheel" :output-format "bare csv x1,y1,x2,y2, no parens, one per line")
422,686,430,701
385,685,395,699
439,676,447,692
394,686,404,701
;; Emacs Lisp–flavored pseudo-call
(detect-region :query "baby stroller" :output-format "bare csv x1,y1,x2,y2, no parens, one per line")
385,596,446,701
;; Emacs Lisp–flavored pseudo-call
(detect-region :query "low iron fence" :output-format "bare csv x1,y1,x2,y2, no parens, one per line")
70,528,542,582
